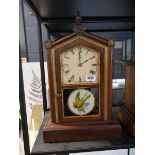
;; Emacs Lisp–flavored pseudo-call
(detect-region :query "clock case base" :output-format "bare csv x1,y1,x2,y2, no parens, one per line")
43,114,121,143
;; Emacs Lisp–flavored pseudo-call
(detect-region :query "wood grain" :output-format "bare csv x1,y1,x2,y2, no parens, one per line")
118,64,135,137
43,114,121,142
125,65,135,114
47,50,56,122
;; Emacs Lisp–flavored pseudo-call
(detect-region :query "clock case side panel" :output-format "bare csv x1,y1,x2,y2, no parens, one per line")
107,47,112,120
100,46,112,121
54,35,109,123
47,49,57,123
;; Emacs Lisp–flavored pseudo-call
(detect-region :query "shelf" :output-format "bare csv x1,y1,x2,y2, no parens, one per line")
25,0,135,32
31,109,134,155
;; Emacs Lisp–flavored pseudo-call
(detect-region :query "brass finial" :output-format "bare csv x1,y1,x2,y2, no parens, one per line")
107,38,115,47
73,11,85,34
44,40,52,50
76,11,82,25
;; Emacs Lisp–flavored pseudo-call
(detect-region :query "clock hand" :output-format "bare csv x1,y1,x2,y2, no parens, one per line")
78,47,82,63
78,56,95,67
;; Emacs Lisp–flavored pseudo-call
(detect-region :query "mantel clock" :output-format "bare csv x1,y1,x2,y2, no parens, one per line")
43,16,121,142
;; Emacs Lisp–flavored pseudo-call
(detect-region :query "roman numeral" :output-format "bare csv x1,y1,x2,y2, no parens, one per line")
70,75,75,80
64,70,70,74
90,56,95,60
71,50,75,54
90,70,96,75
85,50,89,55
92,64,97,66
65,56,70,59
68,75,75,82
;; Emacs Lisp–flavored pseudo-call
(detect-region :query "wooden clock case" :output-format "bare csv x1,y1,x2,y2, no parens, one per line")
118,62,135,137
43,29,121,142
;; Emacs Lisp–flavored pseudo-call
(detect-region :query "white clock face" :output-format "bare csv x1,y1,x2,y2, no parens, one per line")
61,46,99,84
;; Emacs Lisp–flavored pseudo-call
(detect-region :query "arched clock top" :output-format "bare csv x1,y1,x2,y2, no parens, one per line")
44,32,114,52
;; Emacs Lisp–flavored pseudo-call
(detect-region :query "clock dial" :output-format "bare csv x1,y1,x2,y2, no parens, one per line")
61,46,99,84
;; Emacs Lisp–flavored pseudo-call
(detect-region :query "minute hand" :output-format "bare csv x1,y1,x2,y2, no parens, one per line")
81,56,95,65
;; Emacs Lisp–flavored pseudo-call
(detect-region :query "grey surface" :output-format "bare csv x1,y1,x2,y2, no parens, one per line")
130,148,135,155
70,149,128,155
31,110,134,155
